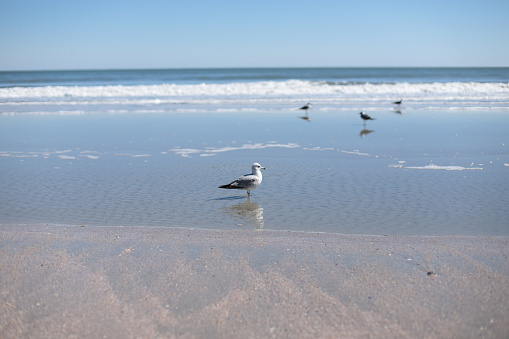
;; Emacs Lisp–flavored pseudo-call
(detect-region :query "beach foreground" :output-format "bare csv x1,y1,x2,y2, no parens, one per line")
1,224,508,338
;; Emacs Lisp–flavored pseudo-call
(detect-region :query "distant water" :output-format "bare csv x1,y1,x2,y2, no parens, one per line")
1,68,508,236
2,68,509,87
1,68,508,115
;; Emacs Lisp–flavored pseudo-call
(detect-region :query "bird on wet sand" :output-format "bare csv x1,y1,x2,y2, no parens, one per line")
359,111,375,123
219,163,265,196
299,103,312,112
393,99,403,105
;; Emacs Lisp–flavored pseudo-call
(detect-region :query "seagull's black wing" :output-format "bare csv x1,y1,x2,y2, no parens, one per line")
219,175,256,189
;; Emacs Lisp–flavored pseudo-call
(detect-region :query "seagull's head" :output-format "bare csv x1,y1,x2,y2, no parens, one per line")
252,163,265,171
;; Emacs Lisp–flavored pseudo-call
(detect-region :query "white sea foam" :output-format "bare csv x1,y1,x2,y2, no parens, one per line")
339,150,370,156
1,80,508,115
302,147,335,151
0,149,102,161
80,155,100,160
166,143,377,158
0,145,376,162
169,143,300,158
405,164,483,171
1,81,508,99
57,155,76,160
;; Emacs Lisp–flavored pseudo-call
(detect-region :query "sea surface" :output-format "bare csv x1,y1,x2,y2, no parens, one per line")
1,68,508,235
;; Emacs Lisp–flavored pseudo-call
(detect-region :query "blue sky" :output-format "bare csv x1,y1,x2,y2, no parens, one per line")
1,0,508,70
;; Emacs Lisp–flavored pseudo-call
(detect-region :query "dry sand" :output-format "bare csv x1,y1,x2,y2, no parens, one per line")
0,224,508,338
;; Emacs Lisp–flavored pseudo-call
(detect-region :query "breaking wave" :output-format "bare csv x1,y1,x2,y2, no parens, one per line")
1,80,508,115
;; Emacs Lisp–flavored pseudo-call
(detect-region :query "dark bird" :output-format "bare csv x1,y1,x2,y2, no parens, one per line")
359,111,375,123
393,99,403,105
299,103,312,112
219,163,265,196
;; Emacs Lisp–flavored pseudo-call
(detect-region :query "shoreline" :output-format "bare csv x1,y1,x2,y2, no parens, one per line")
1,224,508,338
3,222,509,238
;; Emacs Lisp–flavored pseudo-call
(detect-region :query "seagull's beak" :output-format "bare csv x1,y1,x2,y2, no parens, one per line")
261,166,266,170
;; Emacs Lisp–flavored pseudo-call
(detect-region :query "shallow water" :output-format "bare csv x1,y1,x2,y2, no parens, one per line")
1,109,508,236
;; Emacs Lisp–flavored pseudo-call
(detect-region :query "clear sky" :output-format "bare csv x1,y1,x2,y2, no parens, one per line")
1,0,508,70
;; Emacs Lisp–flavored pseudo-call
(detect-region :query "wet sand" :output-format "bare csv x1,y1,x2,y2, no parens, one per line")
1,224,508,338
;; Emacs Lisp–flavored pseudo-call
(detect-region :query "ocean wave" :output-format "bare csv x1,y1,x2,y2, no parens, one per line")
1,80,508,99
1,80,508,115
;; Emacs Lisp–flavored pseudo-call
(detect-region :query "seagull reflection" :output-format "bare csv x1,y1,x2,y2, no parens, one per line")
394,108,403,114
224,198,264,229
299,112,311,122
360,129,375,138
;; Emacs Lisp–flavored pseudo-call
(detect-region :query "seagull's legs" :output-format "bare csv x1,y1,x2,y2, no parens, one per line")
247,190,251,197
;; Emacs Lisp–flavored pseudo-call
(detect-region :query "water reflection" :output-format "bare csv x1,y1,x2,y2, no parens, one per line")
393,99,403,114
359,129,375,138
224,198,264,229
299,112,312,122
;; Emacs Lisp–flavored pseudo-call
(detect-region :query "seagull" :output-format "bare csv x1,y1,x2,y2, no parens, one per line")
393,99,403,105
299,103,312,112
359,111,375,123
219,163,265,196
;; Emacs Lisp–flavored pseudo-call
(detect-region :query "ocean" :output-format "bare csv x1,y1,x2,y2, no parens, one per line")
2,68,509,116
1,68,508,235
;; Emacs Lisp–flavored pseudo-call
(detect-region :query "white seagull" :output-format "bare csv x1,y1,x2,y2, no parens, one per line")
219,163,265,196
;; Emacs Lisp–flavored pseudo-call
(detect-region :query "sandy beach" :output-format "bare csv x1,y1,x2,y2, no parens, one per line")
1,224,508,338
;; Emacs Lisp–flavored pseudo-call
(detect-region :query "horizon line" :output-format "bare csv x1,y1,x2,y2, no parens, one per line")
2,66,509,72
